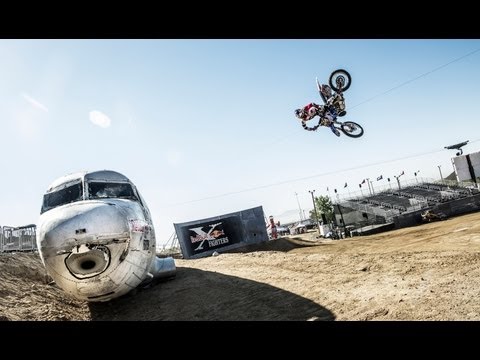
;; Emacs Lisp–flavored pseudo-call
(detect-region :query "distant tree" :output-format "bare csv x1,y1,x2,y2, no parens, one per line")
309,195,334,223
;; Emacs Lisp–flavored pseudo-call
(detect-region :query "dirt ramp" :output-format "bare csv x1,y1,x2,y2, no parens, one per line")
0,253,90,321
0,253,50,283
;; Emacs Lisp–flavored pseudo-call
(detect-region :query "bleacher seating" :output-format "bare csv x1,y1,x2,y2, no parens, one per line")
339,181,479,222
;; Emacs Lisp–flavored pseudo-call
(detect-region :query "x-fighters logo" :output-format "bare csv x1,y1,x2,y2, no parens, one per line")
189,222,228,251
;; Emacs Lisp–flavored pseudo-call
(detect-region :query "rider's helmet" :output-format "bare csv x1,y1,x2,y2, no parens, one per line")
307,106,317,118
320,84,333,100
294,109,304,119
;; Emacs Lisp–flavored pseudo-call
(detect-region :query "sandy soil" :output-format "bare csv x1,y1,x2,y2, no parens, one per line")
2,211,480,321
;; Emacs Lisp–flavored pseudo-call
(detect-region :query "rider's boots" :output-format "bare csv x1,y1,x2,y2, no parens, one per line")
330,124,340,137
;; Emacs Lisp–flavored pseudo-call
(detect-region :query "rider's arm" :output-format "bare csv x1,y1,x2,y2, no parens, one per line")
301,121,319,131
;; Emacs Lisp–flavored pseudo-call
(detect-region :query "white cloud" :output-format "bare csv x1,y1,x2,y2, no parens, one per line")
89,110,112,128
21,93,49,112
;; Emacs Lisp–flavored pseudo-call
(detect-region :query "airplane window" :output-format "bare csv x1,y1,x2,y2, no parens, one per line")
88,182,138,201
41,183,83,214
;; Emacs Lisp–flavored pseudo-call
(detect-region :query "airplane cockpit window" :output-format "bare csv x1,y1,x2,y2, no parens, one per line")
88,182,138,201
41,183,83,214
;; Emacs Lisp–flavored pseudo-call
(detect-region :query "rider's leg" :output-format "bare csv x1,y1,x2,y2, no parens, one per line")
321,110,340,136
322,110,335,126
330,124,340,137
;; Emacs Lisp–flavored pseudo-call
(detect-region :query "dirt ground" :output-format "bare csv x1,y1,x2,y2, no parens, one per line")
2,211,480,321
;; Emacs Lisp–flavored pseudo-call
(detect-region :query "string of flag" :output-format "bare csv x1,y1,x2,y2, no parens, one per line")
335,171,413,192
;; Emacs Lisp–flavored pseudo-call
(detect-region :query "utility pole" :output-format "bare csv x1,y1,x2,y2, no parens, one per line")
336,203,346,237
308,190,320,234
438,165,444,183
366,177,372,196
394,175,401,190
294,192,303,221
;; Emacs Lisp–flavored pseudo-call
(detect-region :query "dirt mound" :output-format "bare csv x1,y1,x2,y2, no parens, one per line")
0,253,51,283
0,252,90,321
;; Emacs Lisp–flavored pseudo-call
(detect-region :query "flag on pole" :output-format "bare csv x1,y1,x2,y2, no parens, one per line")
344,182,348,188
377,175,383,181
361,179,366,184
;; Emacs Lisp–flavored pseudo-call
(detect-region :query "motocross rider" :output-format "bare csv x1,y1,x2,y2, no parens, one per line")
294,84,346,137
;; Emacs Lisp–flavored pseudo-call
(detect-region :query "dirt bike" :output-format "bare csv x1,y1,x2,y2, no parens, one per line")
309,69,364,138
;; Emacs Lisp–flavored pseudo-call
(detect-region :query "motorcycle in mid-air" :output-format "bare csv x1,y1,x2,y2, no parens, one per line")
305,69,364,138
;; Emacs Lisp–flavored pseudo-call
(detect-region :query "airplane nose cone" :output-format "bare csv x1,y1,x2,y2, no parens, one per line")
39,201,131,250
38,201,136,278
65,245,110,279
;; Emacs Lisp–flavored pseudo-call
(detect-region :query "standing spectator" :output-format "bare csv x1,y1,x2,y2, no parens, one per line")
267,215,278,239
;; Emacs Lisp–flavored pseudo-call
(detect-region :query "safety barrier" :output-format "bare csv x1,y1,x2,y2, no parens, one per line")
0,224,37,252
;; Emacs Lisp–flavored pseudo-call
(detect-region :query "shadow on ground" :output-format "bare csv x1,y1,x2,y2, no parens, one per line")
89,266,334,321
225,237,326,254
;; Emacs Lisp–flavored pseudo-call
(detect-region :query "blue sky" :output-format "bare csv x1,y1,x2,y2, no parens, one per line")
1,39,480,246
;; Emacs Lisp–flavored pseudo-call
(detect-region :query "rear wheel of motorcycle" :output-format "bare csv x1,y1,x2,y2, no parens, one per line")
340,121,363,138
329,69,351,92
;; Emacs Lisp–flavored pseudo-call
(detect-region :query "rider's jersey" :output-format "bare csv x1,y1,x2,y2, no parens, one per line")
302,103,320,121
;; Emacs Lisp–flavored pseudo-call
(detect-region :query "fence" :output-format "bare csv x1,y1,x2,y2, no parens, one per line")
0,224,37,252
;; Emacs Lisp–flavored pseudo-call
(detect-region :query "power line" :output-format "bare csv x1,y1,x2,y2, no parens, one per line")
349,47,480,110
166,139,480,207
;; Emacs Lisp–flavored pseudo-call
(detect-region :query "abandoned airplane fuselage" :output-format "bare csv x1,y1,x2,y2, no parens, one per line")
36,170,175,302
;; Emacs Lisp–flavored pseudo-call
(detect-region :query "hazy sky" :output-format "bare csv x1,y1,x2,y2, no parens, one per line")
1,39,479,245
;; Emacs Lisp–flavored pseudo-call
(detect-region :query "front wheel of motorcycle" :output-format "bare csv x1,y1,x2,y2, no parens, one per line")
329,69,351,92
340,121,363,138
